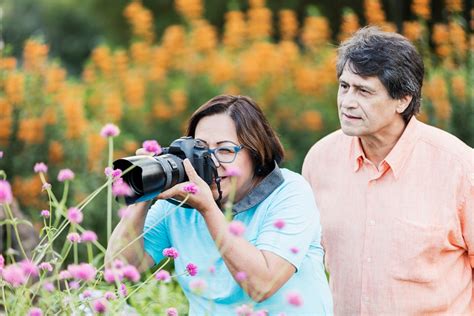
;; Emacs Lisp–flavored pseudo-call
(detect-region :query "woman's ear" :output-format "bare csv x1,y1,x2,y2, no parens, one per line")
396,95,413,114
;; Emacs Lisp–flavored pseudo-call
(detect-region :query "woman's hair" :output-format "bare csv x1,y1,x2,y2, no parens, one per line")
186,95,284,177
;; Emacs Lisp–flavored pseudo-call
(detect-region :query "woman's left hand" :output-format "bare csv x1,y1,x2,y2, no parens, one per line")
156,159,217,214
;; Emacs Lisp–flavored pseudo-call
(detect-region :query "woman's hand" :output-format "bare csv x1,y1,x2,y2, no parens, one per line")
156,159,217,214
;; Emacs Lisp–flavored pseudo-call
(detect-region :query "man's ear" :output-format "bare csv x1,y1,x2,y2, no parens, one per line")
396,95,413,113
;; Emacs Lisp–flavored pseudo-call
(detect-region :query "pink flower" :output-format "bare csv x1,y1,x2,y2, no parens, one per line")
122,265,140,282
208,265,216,274
39,262,53,272
235,271,247,282
273,219,285,230
166,307,179,316
225,167,241,177
33,162,48,173
155,270,171,282
142,140,162,155
0,180,13,204
42,183,51,191
104,291,116,300
182,183,199,195
21,260,39,277
290,246,299,254
117,207,130,218
163,247,179,259
253,310,268,316
81,230,98,243
189,278,207,294
57,169,75,182
104,167,122,179
27,307,43,316
43,282,54,292
113,259,125,269
59,270,72,279
229,220,246,236
67,232,81,243
119,283,128,297
93,299,108,314
0,151,3,158
40,210,50,218
67,263,97,282
112,179,132,197
2,264,27,287
83,289,92,298
100,123,120,138
103,268,123,283
286,291,303,307
0,254,4,269
235,304,253,316
69,281,80,289
186,263,198,277
67,207,83,224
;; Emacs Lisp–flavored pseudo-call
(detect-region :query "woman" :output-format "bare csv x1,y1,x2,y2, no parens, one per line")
106,95,333,315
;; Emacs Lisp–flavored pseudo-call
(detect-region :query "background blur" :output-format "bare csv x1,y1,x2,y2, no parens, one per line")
0,0,472,242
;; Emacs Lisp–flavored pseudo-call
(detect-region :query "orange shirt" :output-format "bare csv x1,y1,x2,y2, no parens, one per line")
303,117,473,315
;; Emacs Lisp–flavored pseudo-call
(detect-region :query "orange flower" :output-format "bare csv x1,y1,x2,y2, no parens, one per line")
301,110,324,131
60,86,87,139
249,0,266,8
12,176,44,209
279,9,298,41
364,0,386,25
338,9,360,42
124,73,145,109
432,24,451,58
4,72,24,104
124,1,155,42
114,50,129,79
44,65,66,94
446,0,463,13
247,7,273,40
131,41,151,65
104,91,123,122
48,141,64,164
190,20,217,53
17,117,45,144
449,20,467,60
174,0,203,20
91,46,113,77
209,55,235,85
23,40,48,73
301,16,331,51
0,98,12,146
87,133,107,171
170,89,188,114
223,11,247,50
451,75,466,101
153,101,173,120
0,57,17,71
411,0,431,20
403,21,423,41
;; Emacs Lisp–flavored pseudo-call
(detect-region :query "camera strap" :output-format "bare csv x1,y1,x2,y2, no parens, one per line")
213,168,223,206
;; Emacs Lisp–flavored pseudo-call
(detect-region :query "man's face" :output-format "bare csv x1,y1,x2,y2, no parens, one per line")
337,64,403,138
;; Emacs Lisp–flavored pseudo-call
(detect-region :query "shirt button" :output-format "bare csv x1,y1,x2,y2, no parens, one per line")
370,220,375,226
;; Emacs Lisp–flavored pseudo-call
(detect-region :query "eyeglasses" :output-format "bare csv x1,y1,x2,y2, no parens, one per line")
207,144,244,164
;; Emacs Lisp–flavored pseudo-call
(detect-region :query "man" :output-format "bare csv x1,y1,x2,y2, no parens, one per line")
303,26,473,314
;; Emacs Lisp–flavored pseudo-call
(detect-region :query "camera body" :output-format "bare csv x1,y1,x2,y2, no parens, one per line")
113,137,217,205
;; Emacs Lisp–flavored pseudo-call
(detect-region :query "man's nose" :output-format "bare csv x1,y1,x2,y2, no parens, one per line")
340,92,358,109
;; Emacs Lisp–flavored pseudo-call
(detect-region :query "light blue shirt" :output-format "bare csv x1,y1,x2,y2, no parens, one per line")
144,167,333,315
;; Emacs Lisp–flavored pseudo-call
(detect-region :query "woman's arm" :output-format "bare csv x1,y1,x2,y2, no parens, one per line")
105,201,155,272
157,159,296,302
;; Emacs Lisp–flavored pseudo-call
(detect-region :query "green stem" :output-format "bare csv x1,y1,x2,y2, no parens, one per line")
107,136,114,244
4,203,28,259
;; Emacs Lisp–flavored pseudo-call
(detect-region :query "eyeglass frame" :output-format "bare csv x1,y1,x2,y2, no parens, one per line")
206,143,244,164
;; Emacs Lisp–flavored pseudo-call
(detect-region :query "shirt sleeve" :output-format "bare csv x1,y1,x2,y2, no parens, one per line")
143,200,173,264
254,175,320,271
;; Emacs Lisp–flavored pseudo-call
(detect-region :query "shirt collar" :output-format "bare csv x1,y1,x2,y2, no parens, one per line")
350,116,420,178
232,162,284,215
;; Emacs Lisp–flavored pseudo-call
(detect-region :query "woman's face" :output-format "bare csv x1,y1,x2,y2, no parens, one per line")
194,113,256,204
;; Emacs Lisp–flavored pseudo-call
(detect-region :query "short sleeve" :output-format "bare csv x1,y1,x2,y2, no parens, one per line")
254,175,320,271
143,200,173,264
462,168,474,268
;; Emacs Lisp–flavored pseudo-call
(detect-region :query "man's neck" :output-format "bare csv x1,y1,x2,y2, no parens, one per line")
359,120,407,168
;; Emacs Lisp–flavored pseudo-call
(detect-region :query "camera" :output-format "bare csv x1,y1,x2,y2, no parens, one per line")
113,137,218,205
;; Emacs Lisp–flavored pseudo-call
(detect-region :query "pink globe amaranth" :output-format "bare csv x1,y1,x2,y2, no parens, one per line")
67,232,81,243
0,254,4,269
33,162,48,174
104,291,116,300
57,169,75,182
38,262,53,272
112,179,132,197
189,278,207,294
119,283,128,297
67,263,97,282
186,263,198,277
182,183,199,195
229,220,246,237
2,264,27,287
81,230,98,242
40,210,50,218
155,270,171,282
27,307,43,316
162,247,179,259
100,123,120,138
166,307,179,316
142,140,162,155
20,260,39,277
93,299,108,314
122,265,140,282
67,207,83,224
286,291,304,307
103,268,124,283
82,289,93,298
235,304,253,316
0,180,13,204
43,282,54,292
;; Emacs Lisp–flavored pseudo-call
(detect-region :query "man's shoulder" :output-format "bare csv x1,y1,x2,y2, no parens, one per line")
306,129,349,157
417,122,472,166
